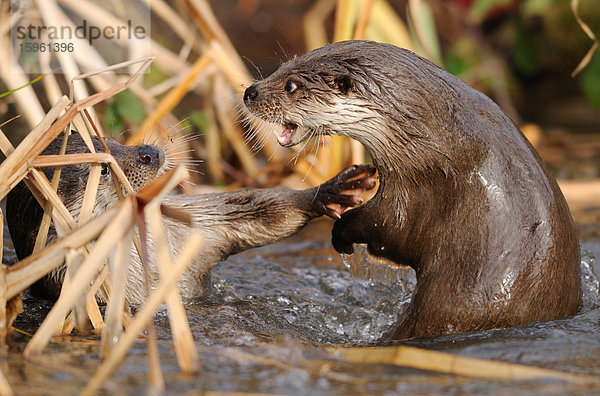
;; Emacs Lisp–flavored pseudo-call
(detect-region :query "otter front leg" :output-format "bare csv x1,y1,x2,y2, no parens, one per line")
188,165,376,258
331,207,368,254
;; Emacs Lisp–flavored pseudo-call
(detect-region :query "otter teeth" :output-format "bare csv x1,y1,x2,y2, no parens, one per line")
278,123,297,146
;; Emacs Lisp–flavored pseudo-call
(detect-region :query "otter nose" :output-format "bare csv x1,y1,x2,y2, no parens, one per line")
243,84,259,104
137,145,163,166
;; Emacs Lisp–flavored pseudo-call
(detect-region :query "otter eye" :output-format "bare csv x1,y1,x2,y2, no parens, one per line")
101,163,109,176
335,76,352,94
284,80,297,94
139,154,151,164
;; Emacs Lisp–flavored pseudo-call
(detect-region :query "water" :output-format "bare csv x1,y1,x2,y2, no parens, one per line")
2,215,600,395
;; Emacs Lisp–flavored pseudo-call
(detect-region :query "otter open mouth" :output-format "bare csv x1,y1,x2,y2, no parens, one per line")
277,123,298,147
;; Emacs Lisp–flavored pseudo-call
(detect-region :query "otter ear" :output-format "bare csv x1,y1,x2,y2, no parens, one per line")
335,76,352,94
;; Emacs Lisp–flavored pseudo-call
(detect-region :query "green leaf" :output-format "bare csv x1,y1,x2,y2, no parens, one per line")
103,104,123,136
580,51,600,108
0,74,46,98
513,24,540,75
114,89,146,125
189,111,211,132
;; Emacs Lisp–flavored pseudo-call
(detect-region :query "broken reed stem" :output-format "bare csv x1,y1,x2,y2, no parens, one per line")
329,346,599,384
23,202,134,357
146,203,200,373
82,231,204,396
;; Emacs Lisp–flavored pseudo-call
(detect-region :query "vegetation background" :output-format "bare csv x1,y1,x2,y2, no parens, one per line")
1,0,598,191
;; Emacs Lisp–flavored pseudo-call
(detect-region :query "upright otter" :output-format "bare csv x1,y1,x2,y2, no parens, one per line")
243,40,581,340
6,132,376,304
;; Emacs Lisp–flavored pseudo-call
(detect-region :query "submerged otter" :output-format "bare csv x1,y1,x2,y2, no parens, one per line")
243,40,581,340
6,132,376,304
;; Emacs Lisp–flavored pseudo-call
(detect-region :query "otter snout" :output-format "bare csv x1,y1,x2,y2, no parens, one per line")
136,144,164,167
243,84,259,104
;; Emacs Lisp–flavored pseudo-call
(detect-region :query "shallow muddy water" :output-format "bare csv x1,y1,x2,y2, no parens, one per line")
2,204,600,395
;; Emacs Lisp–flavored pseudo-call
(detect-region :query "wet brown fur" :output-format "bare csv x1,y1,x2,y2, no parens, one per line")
243,40,581,340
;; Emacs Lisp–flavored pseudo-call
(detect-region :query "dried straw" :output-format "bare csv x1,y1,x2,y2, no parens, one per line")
329,345,599,384
81,231,204,396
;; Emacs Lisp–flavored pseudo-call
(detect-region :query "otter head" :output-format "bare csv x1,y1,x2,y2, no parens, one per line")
103,138,165,192
45,132,165,218
245,41,444,148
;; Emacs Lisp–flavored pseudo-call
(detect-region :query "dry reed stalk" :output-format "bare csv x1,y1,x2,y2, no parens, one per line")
185,0,248,75
82,231,204,396
64,250,88,332
0,57,161,350
126,54,211,145
0,212,2,268
353,0,375,40
57,0,187,74
33,130,71,255
146,203,200,373
213,72,258,175
140,0,201,50
0,367,13,396
304,0,336,50
0,129,14,155
329,346,599,384
571,0,598,77
367,0,414,50
333,0,355,42
0,95,70,199
35,0,98,117
69,56,153,103
84,263,108,330
207,38,286,164
28,168,77,230
146,322,165,391
0,263,6,338
39,56,64,107
23,202,135,357
4,204,117,299
221,348,369,386
100,229,133,358
407,0,441,64
207,40,251,93
31,152,115,167
204,105,225,182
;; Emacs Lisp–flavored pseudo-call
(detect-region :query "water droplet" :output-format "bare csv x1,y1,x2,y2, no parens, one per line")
341,254,351,271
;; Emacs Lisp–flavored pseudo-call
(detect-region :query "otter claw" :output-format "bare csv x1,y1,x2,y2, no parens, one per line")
314,165,376,219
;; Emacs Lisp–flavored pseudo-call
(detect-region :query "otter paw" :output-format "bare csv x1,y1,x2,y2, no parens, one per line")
316,165,377,219
331,219,356,254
